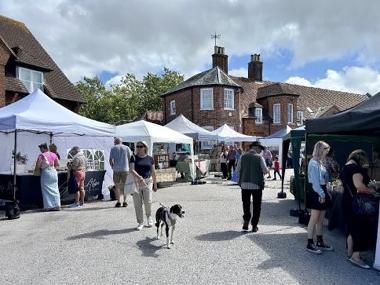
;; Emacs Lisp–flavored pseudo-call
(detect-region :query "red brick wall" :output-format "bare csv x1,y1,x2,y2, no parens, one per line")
163,86,242,131
0,43,11,107
258,95,298,134
164,89,193,123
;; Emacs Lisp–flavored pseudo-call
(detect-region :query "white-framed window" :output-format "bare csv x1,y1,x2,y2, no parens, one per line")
170,100,176,115
297,111,304,125
200,88,213,110
273,103,281,124
17,67,44,93
288,103,294,124
255,108,263,124
224,88,234,110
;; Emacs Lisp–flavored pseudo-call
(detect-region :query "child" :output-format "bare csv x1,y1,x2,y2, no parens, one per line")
272,156,282,180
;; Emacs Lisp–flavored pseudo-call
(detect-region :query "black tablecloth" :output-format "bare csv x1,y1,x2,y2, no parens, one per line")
327,190,346,232
0,170,106,210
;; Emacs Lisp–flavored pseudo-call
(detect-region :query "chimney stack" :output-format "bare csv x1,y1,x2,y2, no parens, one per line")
248,54,263,81
212,46,228,74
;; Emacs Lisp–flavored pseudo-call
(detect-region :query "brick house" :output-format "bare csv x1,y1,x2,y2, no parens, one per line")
0,15,84,111
162,46,367,137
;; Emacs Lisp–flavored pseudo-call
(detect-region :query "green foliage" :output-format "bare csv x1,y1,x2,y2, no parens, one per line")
76,68,183,124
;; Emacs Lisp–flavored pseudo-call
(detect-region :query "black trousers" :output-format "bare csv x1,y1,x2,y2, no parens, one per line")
273,170,282,179
220,163,228,179
227,159,236,179
241,189,263,227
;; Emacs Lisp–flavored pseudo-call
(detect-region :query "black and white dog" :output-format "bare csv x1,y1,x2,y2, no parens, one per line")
155,204,185,249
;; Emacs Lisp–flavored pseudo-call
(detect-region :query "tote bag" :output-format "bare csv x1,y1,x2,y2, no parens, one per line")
124,174,138,196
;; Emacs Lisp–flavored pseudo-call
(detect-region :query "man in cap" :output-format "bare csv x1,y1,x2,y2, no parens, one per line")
237,141,268,232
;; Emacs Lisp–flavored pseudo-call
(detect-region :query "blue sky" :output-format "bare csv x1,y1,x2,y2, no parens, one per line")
3,0,380,94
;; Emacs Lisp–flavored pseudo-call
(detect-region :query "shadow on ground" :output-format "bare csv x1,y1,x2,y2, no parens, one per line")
136,237,164,258
66,228,136,240
195,230,247,241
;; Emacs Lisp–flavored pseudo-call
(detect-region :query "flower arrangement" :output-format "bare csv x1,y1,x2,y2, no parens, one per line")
12,151,28,164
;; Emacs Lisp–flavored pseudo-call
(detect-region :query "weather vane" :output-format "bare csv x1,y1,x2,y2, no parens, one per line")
211,32,221,47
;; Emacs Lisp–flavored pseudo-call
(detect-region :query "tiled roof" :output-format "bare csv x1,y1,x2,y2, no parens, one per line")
5,76,28,94
162,66,241,96
230,76,274,116
0,15,84,103
264,83,367,119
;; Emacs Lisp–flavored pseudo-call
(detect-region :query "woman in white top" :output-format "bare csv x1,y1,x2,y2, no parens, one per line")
306,141,334,254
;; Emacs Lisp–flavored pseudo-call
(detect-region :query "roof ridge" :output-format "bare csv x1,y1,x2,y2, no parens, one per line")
279,82,364,96
0,15,27,29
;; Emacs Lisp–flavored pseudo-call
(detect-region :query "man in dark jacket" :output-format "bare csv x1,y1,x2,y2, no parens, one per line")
237,142,268,232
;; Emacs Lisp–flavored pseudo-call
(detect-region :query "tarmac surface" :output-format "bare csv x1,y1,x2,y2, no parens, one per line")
1,174,379,285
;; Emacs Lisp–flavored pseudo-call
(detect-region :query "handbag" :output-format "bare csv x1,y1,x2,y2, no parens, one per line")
124,174,138,196
351,193,378,216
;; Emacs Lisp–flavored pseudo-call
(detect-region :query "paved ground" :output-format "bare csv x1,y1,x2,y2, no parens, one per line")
0,175,379,285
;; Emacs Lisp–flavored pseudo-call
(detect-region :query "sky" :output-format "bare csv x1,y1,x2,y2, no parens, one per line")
2,0,380,95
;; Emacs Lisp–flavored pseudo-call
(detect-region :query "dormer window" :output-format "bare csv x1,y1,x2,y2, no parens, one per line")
170,100,176,115
17,67,44,93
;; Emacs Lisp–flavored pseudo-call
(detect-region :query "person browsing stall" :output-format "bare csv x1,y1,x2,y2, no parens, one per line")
341,149,378,269
109,138,133,208
68,146,86,208
34,143,61,211
130,141,157,231
306,141,334,254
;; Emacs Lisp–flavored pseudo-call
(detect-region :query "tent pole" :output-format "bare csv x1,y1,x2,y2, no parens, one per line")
13,130,18,201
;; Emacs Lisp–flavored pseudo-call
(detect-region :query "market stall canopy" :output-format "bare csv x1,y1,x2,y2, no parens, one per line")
259,126,292,147
115,120,193,154
306,92,380,135
211,124,256,142
0,89,115,136
165,114,216,141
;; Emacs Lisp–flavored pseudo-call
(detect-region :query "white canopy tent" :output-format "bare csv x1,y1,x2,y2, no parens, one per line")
211,124,256,142
115,120,196,180
259,126,292,168
0,89,115,193
165,114,216,141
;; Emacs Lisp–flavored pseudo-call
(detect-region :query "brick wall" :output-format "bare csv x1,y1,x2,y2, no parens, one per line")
163,86,242,131
0,43,11,107
258,95,298,134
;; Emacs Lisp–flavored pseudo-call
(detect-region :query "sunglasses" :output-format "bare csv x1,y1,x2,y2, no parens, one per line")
136,145,145,148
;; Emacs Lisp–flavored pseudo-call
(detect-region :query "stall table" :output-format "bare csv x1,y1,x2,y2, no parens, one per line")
0,170,106,210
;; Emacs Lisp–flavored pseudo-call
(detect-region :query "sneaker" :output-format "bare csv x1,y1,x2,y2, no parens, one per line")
122,202,128,207
306,243,322,254
316,240,334,251
69,203,80,208
252,226,259,233
242,221,249,231
348,257,370,269
147,216,154,228
115,202,121,208
136,224,144,231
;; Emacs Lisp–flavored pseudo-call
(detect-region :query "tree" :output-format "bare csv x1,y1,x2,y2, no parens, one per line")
76,68,183,124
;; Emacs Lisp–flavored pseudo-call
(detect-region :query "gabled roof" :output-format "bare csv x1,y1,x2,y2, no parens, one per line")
255,82,367,119
0,15,84,103
162,66,241,96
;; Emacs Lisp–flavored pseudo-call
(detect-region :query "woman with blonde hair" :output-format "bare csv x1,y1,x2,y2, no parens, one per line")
306,141,333,254
130,141,157,230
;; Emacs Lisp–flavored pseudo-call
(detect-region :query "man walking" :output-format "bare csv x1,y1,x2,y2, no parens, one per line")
109,138,132,207
237,141,268,232
263,147,273,179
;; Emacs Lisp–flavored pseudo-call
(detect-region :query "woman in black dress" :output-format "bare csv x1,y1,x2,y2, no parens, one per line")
341,149,377,269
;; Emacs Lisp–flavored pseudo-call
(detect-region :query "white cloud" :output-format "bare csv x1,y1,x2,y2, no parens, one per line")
2,0,380,83
285,66,380,95
229,68,248,77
